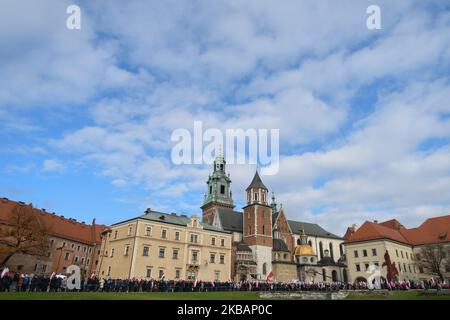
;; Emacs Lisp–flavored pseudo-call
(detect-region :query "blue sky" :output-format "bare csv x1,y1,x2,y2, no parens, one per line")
1,0,450,234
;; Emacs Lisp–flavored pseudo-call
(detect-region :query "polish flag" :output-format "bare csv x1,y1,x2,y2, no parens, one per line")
1,267,9,278
193,278,197,288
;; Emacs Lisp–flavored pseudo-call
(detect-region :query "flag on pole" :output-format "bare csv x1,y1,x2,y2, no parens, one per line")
266,271,274,283
1,267,9,278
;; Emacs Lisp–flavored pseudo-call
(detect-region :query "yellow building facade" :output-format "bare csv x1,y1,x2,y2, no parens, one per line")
97,211,232,281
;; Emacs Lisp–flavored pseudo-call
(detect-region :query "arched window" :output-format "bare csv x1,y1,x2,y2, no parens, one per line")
262,263,267,275
297,239,300,245
332,270,338,282
254,192,258,201
308,240,312,246
262,192,266,203
322,268,327,282
319,242,324,260
329,243,334,261
262,225,265,235
339,244,344,257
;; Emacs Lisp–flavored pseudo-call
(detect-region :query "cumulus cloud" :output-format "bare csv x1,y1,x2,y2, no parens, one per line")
1,0,450,235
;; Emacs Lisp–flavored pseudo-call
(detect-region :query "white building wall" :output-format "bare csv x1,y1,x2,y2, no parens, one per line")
250,245,272,280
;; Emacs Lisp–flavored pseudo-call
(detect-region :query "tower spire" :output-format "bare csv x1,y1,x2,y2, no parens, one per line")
270,191,277,214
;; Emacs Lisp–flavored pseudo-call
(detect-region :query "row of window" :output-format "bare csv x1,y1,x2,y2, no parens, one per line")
115,226,226,246
353,248,415,261
50,239,93,254
355,262,418,274
62,252,96,266
109,246,226,264
353,248,378,258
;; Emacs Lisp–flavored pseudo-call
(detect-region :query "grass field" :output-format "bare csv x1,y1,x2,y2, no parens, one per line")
0,290,449,300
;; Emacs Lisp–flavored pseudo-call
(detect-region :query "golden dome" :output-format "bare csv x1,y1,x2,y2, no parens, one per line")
294,245,315,256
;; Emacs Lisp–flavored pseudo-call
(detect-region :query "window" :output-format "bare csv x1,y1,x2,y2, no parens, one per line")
71,243,75,249
248,225,251,235
74,256,79,263
143,246,149,256
84,247,87,253
262,225,265,235
175,231,180,241
365,263,369,271
210,253,216,263
190,234,198,243
64,253,70,261
355,264,361,272
322,268,326,282
262,263,267,275
220,254,225,264
175,269,181,279
146,268,152,278
354,250,358,258
220,185,225,194
124,245,129,256
211,237,216,245
110,248,114,257
254,192,258,201
62,242,66,247
372,248,377,256
262,192,266,203
145,226,152,236
159,248,165,258
209,186,212,194
107,266,111,276
214,272,220,281
95,260,98,266
81,258,85,265
220,239,225,247
192,251,198,262
363,249,368,257
173,249,179,260
161,229,167,239
401,251,404,259
408,265,412,273
374,262,379,267
396,249,399,257
51,239,54,245
128,226,132,236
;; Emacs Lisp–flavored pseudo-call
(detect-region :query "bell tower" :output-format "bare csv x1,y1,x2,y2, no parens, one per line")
243,170,273,279
201,153,234,225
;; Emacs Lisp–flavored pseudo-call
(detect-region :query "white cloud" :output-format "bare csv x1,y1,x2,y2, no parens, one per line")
42,159,66,173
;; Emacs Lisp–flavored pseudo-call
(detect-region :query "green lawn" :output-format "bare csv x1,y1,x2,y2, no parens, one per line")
0,291,262,300
0,290,449,300
345,290,450,300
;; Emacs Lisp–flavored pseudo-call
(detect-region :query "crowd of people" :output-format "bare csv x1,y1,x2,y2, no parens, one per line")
1,269,448,293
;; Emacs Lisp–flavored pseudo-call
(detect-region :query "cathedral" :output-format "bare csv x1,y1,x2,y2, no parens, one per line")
201,154,348,283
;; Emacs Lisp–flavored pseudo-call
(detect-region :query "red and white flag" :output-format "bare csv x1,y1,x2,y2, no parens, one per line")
1,267,9,278
193,278,197,288
266,271,274,283
211,281,215,288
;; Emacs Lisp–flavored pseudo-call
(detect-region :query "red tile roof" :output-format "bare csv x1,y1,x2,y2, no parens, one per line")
344,215,450,246
0,198,107,245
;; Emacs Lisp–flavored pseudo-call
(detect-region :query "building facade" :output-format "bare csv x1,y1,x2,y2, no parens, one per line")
344,217,450,283
0,198,105,277
201,155,348,282
97,212,232,281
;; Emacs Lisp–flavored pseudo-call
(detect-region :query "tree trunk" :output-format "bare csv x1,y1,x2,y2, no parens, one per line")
0,252,15,269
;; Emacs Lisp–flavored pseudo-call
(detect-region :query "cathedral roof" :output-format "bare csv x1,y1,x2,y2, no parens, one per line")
273,238,290,252
217,208,243,232
288,220,342,240
236,242,252,252
246,171,268,191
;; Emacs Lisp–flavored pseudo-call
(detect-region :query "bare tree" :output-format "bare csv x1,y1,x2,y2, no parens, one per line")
0,204,49,268
414,244,450,281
